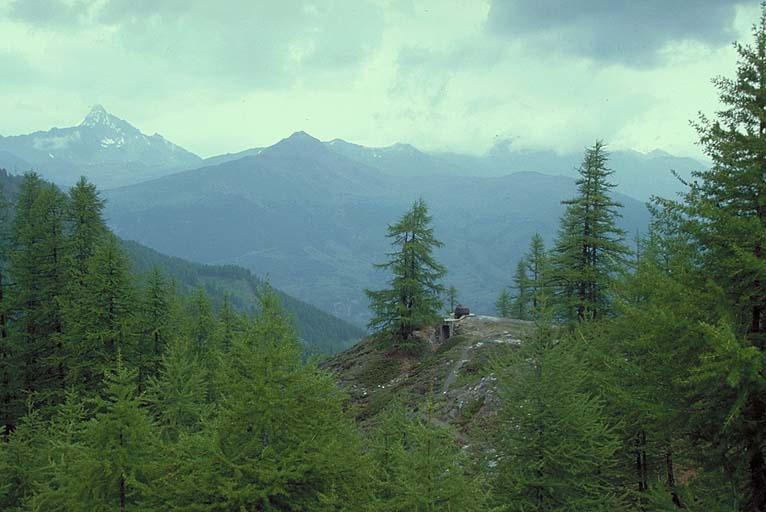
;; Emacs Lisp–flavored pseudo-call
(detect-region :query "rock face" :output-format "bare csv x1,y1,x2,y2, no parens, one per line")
0,105,202,188
321,316,532,445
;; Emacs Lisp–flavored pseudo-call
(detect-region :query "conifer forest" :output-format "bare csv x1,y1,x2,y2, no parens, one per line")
3,2,766,511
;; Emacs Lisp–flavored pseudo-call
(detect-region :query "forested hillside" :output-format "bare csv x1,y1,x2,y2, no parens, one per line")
3,4,766,512
0,170,362,353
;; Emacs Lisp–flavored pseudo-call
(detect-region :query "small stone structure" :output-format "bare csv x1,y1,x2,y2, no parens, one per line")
454,304,470,318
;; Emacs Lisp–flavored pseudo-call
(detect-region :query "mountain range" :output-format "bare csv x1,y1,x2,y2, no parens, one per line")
2,106,707,326
103,131,651,326
0,105,202,188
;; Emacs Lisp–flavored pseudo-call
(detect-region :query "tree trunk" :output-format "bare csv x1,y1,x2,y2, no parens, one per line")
665,442,685,508
636,430,648,493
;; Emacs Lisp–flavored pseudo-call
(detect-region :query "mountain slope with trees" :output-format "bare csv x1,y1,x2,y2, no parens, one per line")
104,133,650,326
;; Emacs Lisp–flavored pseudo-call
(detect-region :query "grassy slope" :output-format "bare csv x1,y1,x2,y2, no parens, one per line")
321,316,533,441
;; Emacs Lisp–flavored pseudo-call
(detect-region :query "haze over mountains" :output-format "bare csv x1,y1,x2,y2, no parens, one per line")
2,106,704,325
103,131,651,326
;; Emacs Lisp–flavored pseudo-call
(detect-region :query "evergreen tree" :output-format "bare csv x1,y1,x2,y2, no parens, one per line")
511,258,530,319
680,9,766,509
524,233,549,309
6,174,69,420
158,285,371,510
213,293,241,352
0,180,12,432
61,361,158,511
446,285,458,314
369,400,488,511
65,176,106,280
137,267,174,383
492,303,624,511
366,199,446,347
496,289,513,318
145,339,210,440
63,234,136,392
551,141,629,323
187,287,214,358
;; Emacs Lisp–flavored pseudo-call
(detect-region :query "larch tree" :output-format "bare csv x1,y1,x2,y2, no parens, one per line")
496,289,513,318
7,174,69,419
492,302,624,511
511,258,530,320
682,9,766,509
366,198,446,347
551,141,630,324
524,233,549,310
63,234,136,392
0,180,12,433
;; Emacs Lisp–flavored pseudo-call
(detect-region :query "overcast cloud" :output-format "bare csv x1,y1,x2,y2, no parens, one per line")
0,0,761,159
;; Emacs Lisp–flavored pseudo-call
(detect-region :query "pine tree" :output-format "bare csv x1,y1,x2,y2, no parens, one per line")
551,141,630,323
137,267,174,383
63,234,136,392
158,285,370,510
525,233,549,310
681,9,766,508
369,400,488,511
145,339,210,440
6,174,69,420
366,199,446,347
496,289,513,318
492,302,624,511
213,293,241,352
511,258,530,319
63,360,159,511
65,176,106,280
187,287,214,358
0,180,13,433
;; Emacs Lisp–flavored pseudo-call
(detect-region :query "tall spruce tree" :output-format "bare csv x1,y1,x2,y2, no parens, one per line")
366,199,446,347
64,360,158,511
682,9,766,509
551,141,629,323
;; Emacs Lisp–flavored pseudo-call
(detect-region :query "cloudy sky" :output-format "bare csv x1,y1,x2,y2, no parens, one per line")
0,0,761,159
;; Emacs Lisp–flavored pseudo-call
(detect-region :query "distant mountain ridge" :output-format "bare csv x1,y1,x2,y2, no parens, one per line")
318,138,704,201
1,106,704,200
0,105,202,188
105,131,651,326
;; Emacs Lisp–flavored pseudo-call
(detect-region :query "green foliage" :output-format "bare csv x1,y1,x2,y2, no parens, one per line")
368,400,488,511
62,234,137,393
551,142,630,324
366,199,447,347
495,288,513,318
156,285,371,510
123,240,363,354
511,258,530,319
6,173,69,416
679,9,766,509
492,302,625,511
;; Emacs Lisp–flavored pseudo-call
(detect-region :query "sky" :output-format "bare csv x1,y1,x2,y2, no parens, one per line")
0,0,761,159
